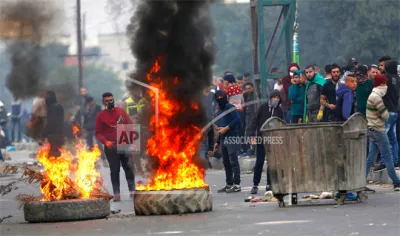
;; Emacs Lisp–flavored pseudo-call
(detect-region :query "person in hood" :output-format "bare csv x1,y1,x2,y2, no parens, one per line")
289,70,305,123
334,72,357,121
365,75,400,191
319,64,341,122
247,89,284,194
213,90,242,193
378,56,391,74
355,65,374,117
95,92,135,201
281,63,300,123
42,90,64,157
303,65,326,123
381,60,400,168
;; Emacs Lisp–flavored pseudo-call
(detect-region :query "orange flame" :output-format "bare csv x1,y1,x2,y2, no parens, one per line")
37,126,102,201
136,59,208,191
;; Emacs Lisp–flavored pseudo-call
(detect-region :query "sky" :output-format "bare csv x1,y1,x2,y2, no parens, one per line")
59,0,250,40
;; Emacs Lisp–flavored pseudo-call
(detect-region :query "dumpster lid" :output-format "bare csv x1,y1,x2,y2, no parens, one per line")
260,113,367,132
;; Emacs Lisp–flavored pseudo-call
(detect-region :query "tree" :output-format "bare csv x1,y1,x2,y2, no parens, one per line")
45,64,123,113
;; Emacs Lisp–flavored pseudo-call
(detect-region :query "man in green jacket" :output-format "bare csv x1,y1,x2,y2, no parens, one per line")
355,65,374,117
289,70,305,123
303,65,326,123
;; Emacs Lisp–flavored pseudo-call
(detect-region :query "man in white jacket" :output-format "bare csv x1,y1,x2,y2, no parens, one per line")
365,74,400,191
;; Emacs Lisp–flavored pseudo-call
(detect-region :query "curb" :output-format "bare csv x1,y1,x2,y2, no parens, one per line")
367,169,400,184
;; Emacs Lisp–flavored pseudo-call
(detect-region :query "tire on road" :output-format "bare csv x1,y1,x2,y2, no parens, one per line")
24,198,110,223
134,186,212,216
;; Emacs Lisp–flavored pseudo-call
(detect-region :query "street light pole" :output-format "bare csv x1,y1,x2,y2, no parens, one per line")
76,0,83,89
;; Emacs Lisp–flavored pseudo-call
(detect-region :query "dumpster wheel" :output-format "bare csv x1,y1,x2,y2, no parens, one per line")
335,194,346,205
278,200,285,208
356,192,368,202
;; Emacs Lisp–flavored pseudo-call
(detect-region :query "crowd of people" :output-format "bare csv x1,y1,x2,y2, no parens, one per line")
205,56,399,193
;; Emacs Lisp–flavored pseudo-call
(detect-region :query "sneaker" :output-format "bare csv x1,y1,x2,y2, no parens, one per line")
226,185,241,193
373,165,386,172
394,184,400,191
113,193,121,202
265,185,272,192
395,164,400,170
217,185,232,193
250,186,258,194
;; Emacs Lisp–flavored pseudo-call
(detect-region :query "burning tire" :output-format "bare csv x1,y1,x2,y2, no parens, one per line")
24,199,110,223
134,187,212,216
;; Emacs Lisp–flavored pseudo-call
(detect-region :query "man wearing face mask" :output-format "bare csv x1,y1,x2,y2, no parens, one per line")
41,90,64,157
365,75,400,191
95,92,135,201
214,90,242,193
247,89,284,194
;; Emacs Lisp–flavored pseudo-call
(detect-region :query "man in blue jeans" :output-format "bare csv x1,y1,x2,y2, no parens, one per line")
376,60,400,170
214,90,242,193
366,74,400,191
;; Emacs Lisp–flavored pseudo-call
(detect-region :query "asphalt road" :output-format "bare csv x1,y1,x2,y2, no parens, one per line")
0,161,399,236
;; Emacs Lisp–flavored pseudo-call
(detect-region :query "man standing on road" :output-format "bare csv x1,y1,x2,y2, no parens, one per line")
303,65,326,123
95,92,135,201
365,75,400,191
247,89,284,194
214,90,242,193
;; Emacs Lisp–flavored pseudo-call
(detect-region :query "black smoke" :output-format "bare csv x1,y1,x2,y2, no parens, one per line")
127,0,215,127
0,0,59,99
127,0,216,172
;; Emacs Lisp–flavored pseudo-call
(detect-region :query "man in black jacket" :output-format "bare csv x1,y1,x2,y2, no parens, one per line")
42,91,64,157
381,60,400,168
247,89,284,194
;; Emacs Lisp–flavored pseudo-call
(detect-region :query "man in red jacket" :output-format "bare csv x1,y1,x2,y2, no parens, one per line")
95,92,135,202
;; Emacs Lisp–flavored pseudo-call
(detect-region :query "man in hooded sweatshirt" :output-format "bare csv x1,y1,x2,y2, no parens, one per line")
365,75,400,191
381,60,400,168
303,65,326,123
247,89,284,194
42,90,64,157
214,90,242,193
281,63,300,123
335,72,357,122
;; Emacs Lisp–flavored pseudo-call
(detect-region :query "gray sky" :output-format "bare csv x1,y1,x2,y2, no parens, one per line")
59,0,133,38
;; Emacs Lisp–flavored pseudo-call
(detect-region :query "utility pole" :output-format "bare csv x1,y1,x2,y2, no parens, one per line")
83,12,86,45
76,0,83,89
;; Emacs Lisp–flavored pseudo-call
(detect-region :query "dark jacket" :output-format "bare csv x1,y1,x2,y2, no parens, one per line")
216,103,241,144
356,79,373,117
43,91,64,139
247,90,284,137
382,60,400,112
75,104,102,131
335,85,356,121
288,84,305,116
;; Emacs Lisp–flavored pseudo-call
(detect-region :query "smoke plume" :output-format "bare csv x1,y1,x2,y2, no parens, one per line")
127,0,216,171
127,0,215,125
0,0,60,99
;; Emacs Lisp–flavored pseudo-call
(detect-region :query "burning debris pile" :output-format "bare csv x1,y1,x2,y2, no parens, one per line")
127,0,215,191
0,126,112,203
0,0,60,99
